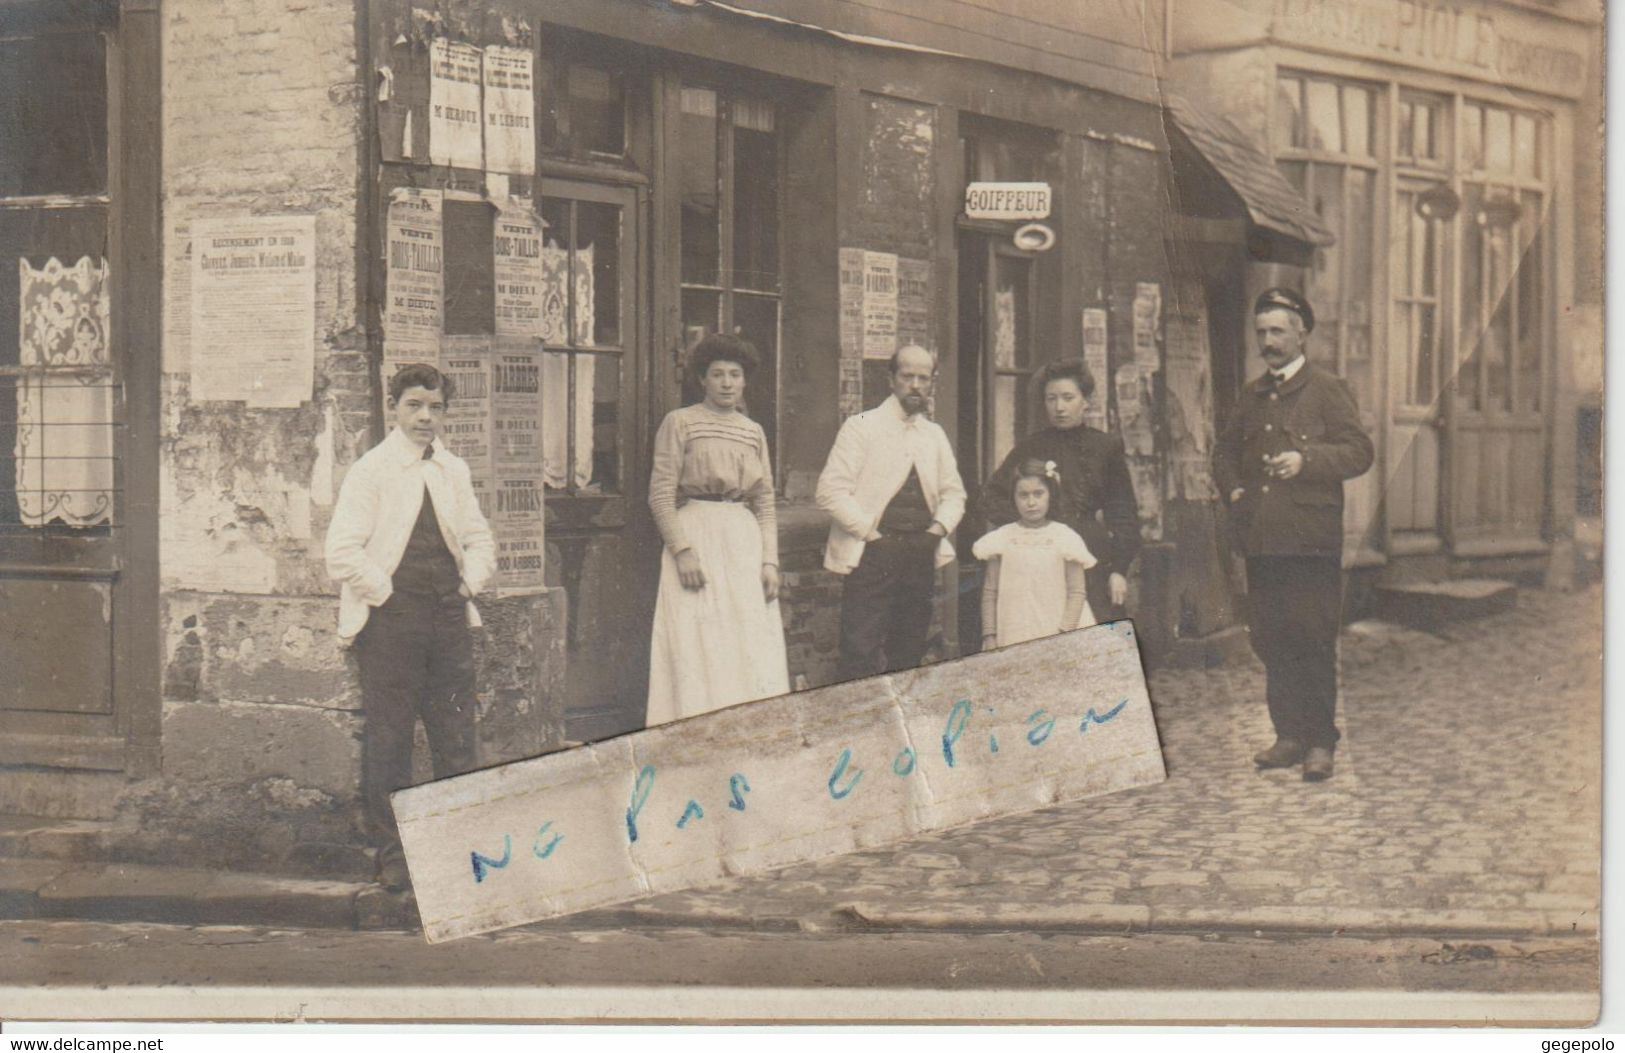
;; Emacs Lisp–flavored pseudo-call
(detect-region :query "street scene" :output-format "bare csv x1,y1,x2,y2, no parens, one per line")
0,0,1604,1026
2,576,1601,1020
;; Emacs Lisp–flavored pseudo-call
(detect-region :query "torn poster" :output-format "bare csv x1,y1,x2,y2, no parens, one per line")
861,249,898,360
837,247,865,361
393,620,1165,941
838,357,863,420
190,215,316,408
1132,281,1161,373
1163,301,1218,502
896,256,931,351
383,187,444,380
482,44,535,176
429,38,484,170
1081,307,1110,432
993,285,1017,368
163,219,191,372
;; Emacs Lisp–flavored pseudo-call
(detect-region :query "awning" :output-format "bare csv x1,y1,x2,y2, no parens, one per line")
1163,92,1335,249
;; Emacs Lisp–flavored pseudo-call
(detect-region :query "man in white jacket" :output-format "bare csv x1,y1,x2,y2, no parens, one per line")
324,363,495,891
817,344,966,681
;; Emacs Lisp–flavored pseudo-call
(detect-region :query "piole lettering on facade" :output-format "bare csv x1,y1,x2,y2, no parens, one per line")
1272,0,1584,95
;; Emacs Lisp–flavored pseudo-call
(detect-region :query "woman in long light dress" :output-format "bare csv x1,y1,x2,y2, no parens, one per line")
645,335,789,726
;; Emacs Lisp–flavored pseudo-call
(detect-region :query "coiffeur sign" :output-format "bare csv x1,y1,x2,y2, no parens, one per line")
393,620,1164,942
964,181,1052,221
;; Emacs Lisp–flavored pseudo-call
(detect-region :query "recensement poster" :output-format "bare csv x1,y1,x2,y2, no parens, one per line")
190,214,316,408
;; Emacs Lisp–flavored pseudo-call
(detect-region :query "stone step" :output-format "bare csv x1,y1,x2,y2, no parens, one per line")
1372,578,1518,627
0,814,376,882
0,857,375,929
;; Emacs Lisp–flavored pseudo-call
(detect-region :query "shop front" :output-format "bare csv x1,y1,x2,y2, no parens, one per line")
1168,0,1597,585
359,0,1201,740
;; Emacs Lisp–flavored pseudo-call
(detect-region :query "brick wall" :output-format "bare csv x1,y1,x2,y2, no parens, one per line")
858,94,938,404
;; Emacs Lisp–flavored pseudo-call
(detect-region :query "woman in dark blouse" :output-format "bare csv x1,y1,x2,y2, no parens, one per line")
981,359,1141,621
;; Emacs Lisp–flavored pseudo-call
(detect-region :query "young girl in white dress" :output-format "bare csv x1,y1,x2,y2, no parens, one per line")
973,458,1098,650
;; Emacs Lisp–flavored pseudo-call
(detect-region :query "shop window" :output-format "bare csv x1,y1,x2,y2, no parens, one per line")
678,84,781,455
1276,70,1380,411
1458,102,1549,415
0,30,116,535
1393,186,1443,407
989,252,1034,469
1398,93,1447,167
537,54,628,158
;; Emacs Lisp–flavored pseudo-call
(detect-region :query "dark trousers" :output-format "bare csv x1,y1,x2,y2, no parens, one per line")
1083,566,1123,625
355,590,478,854
1245,556,1343,750
837,532,938,682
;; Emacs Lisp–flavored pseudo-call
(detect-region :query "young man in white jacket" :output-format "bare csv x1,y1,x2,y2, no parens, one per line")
325,363,495,891
817,344,966,682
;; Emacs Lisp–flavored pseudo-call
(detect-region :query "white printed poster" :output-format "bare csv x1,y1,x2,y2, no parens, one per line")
383,187,444,380
429,38,484,170
190,215,316,407
482,45,535,176
439,339,493,489
861,250,898,361
492,346,546,594
1081,307,1110,432
493,201,543,338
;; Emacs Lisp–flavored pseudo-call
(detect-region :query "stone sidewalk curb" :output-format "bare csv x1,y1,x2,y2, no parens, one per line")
836,902,1599,938
0,856,1598,939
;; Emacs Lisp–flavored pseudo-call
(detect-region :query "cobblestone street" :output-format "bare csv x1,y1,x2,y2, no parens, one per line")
624,584,1602,936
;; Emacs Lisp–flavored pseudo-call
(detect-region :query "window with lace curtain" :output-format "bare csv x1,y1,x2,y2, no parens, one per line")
1,29,118,538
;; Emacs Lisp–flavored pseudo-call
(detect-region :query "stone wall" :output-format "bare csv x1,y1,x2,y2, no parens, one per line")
142,0,368,872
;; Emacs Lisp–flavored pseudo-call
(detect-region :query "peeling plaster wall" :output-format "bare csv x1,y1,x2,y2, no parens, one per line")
144,0,372,870
140,1,566,875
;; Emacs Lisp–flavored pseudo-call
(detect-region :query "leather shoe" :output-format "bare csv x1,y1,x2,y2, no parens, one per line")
376,847,413,892
1302,747,1335,782
1253,738,1305,769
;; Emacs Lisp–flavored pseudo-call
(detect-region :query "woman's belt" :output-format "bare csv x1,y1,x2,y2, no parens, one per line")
684,493,745,504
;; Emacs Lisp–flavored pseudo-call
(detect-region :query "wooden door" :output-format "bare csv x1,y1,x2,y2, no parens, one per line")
536,179,657,742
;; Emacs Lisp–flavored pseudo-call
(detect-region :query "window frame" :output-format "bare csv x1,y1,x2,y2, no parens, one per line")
0,0,162,776
1454,96,1552,417
1273,70,1383,412
674,75,785,463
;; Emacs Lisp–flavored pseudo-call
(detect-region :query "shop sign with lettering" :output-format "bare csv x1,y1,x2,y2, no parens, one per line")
1271,0,1587,100
964,182,1052,221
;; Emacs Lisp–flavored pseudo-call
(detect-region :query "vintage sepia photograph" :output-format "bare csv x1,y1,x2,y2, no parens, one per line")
0,0,1605,1027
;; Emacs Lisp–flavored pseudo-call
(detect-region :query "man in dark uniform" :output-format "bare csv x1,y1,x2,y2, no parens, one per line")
1216,289,1374,782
